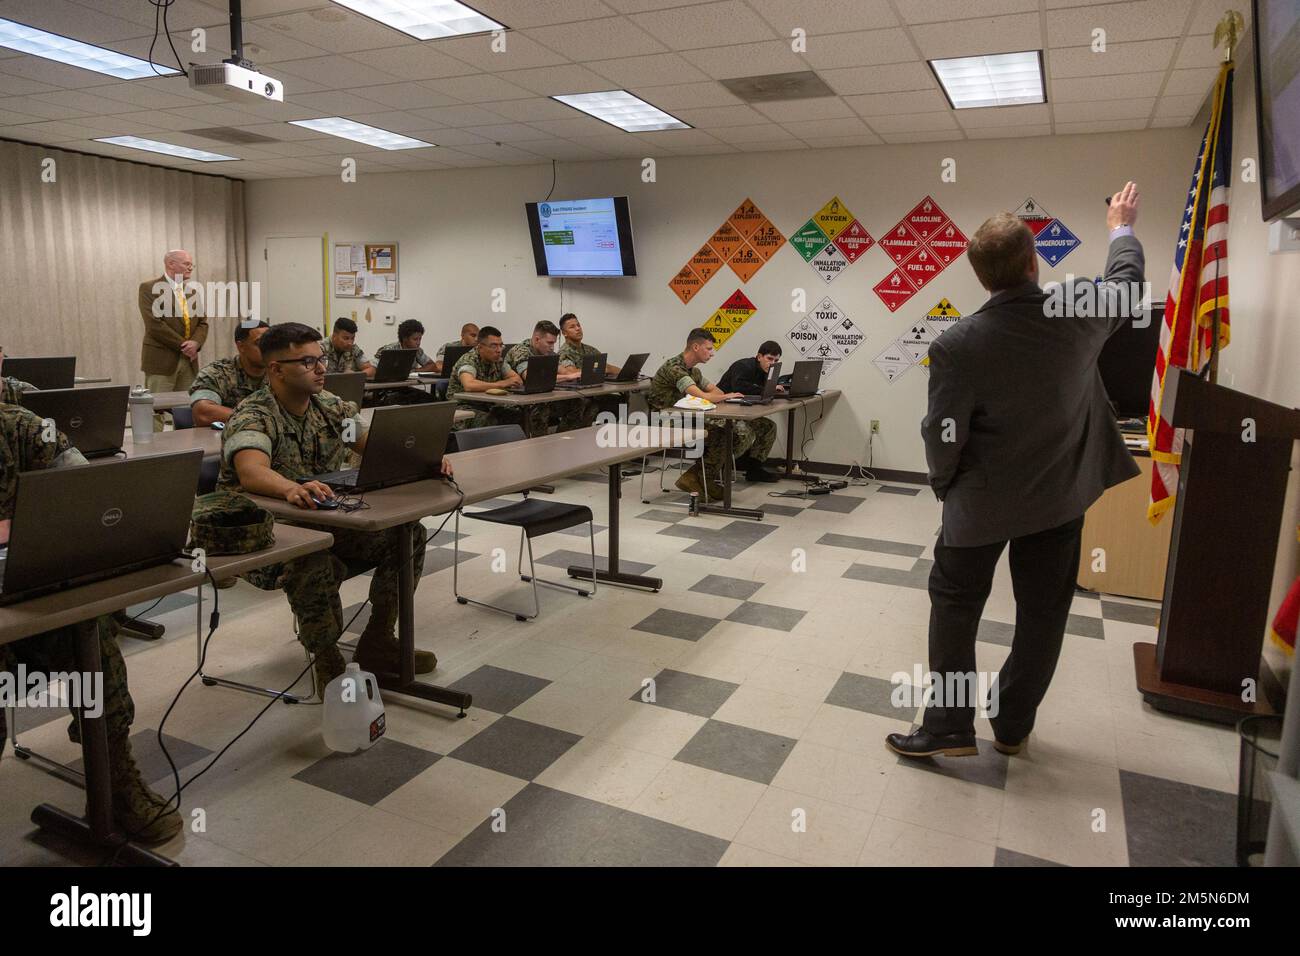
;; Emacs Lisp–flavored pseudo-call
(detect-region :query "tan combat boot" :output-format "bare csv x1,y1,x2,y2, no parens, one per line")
108,737,183,845
353,629,437,675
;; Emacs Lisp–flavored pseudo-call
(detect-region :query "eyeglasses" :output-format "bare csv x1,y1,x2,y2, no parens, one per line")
276,355,326,370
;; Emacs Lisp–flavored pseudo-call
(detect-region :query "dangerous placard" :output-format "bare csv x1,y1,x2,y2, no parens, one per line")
879,221,924,263
924,298,963,338
1035,218,1081,266
904,195,948,243
810,242,849,284
727,242,764,282
702,309,735,347
748,219,786,261
707,221,743,261
872,342,914,382
689,243,723,283
899,246,941,290
721,289,756,312
1014,197,1054,237
927,219,968,266
727,198,765,239
897,321,936,363
668,264,703,304
832,219,875,263
873,269,917,312
786,317,824,358
812,196,855,240
707,289,756,347
807,296,865,357
790,220,830,261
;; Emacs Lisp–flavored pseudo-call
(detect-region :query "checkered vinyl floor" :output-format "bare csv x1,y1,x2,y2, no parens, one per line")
0,474,1239,867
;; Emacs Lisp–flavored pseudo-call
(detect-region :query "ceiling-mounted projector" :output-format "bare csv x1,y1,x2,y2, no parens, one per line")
186,0,283,103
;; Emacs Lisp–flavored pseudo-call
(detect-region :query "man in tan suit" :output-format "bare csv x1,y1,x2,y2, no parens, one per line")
139,249,208,429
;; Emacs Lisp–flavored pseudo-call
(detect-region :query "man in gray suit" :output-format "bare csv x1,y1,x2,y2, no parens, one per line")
887,182,1144,759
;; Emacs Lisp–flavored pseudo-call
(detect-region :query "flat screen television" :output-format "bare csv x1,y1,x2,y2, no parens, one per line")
524,197,637,277
1098,305,1164,419
1253,0,1300,220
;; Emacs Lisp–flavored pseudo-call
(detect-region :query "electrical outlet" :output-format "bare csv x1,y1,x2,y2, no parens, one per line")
870,419,880,434
384,314,395,325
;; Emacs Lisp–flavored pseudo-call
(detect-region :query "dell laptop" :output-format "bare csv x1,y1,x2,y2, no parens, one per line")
556,353,607,389
324,371,366,409
607,353,649,382
308,402,456,493
0,449,202,606
4,356,76,390
507,353,559,394
20,385,129,458
786,360,824,398
372,348,418,384
725,363,781,406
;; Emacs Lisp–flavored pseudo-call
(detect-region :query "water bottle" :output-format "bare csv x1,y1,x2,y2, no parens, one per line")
322,663,386,753
128,386,154,442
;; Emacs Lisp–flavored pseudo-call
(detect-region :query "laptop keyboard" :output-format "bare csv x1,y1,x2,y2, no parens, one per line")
312,469,359,489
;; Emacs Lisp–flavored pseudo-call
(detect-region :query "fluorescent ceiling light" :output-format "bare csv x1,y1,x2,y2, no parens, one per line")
290,117,435,150
929,51,1044,109
0,17,178,79
331,0,505,39
552,91,689,133
94,136,238,162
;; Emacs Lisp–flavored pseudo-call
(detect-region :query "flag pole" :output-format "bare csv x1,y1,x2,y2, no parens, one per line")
1205,14,1241,385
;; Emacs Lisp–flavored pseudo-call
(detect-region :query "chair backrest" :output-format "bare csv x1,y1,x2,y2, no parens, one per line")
169,404,194,429
197,456,219,494
452,424,525,452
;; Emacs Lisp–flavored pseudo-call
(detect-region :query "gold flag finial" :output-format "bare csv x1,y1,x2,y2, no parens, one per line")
1214,10,1245,62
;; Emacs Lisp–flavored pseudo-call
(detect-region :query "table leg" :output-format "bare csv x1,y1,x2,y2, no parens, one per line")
785,406,796,477
29,623,176,866
567,462,662,591
699,419,763,521
373,527,473,718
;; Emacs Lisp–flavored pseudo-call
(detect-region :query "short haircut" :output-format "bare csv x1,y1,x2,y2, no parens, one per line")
398,319,424,340
461,322,479,335
559,313,578,329
333,317,358,335
686,328,715,346
534,320,560,336
259,322,321,360
234,319,269,343
968,213,1035,292
477,325,502,340
758,340,782,357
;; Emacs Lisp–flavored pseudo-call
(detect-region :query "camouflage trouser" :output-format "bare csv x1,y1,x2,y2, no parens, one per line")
555,397,597,433
242,523,428,654
0,615,132,761
701,417,777,477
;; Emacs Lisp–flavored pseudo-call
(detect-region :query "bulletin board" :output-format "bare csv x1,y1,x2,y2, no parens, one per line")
332,240,399,302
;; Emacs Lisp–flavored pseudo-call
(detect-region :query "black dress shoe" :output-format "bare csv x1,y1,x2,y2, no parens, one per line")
744,464,780,483
992,736,1026,755
885,729,978,758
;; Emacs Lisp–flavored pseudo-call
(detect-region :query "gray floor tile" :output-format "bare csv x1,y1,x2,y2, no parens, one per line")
1120,769,1235,866
825,672,914,721
585,801,730,866
421,547,480,576
555,523,607,537
448,716,581,781
761,504,804,517
1101,601,1160,627
635,509,687,524
725,600,806,632
1073,589,1101,600
1065,614,1105,639
657,523,711,541
633,608,719,642
635,669,738,718
843,561,931,590
535,549,654,576
72,730,213,786
125,591,196,619
293,738,441,806
675,719,797,785
464,497,519,511
976,619,1016,647
817,533,926,558
995,847,1067,866
808,494,864,513
446,665,551,715
690,574,764,601
427,530,467,547
877,484,922,496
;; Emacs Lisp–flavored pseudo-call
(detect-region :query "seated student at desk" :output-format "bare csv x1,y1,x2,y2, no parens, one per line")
647,328,779,500
505,320,585,434
189,320,269,426
218,322,442,686
718,340,787,399
0,403,182,844
446,325,522,428
377,319,437,373
434,323,479,374
558,313,622,378
0,346,36,404
322,318,375,379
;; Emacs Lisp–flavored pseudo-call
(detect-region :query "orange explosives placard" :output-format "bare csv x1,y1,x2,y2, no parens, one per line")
727,242,764,282
727,198,765,238
690,243,723,283
748,218,786,261
668,264,703,304
707,221,743,261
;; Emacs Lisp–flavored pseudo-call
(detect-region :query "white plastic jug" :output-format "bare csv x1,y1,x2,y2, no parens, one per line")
322,663,386,753
128,386,154,442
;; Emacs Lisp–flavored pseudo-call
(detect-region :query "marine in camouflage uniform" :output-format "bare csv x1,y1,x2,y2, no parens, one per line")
376,341,433,368
217,385,432,678
557,340,613,432
0,404,181,843
503,341,580,435
322,340,370,373
188,356,264,412
647,353,776,486
1,375,35,405
447,348,523,431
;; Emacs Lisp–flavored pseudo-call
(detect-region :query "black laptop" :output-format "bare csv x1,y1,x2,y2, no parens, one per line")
372,348,418,384
507,353,558,394
556,353,607,389
20,385,129,458
441,345,471,374
308,402,456,493
4,356,76,390
324,371,366,408
607,353,649,382
0,450,202,606
786,360,823,398
725,363,781,406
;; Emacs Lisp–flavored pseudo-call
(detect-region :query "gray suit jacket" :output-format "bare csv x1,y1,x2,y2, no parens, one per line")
922,235,1145,547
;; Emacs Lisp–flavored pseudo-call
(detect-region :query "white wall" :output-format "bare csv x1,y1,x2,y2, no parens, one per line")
245,126,1200,473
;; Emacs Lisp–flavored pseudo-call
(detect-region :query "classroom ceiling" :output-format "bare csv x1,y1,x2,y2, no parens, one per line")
0,0,1245,179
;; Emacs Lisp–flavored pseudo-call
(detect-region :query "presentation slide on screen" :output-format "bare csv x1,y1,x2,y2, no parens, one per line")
537,198,625,276
1262,1,1300,198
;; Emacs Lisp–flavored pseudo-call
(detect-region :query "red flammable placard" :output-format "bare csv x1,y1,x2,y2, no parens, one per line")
905,195,948,243
833,219,875,263
873,196,966,311
927,218,968,266
879,221,925,263
873,269,917,312
899,246,941,290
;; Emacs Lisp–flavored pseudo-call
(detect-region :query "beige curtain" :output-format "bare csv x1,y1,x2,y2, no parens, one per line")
0,139,247,384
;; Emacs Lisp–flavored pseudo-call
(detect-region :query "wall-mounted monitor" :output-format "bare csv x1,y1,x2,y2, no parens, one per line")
524,197,637,277
1253,0,1300,220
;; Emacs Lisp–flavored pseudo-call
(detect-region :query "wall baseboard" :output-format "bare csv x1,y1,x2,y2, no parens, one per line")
766,458,929,486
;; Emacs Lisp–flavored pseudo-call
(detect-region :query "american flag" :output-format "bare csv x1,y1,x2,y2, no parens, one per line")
1147,62,1233,523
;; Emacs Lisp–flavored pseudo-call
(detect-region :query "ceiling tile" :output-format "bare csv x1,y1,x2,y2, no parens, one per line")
274,55,402,88
69,0,227,32
1150,115,1192,128
868,110,958,132
345,110,445,134
0,0,155,42
409,104,512,126
679,41,807,79
732,139,808,152
1050,71,1166,101
909,13,1044,59
3,120,89,142
1161,66,1220,96
751,96,853,122
471,0,619,29
663,142,740,154
526,114,642,137
1054,118,1148,133
87,80,213,111
1154,92,1209,116
456,122,550,142
0,106,40,125
670,105,769,127
747,0,900,33
965,123,1052,137
422,73,537,102
628,81,740,109
895,0,1038,23
524,17,666,59
711,123,800,144
843,89,949,115
879,129,961,143
1046,0,1195,47
495,64,613,96
476,96,581,121
603,0,728,10
629,1,779,50
0,94,97,120
408,128,491,146
436,32,568,72
1052,97,1154,121
587,53,711,87
802,29,918,69
779,116,870,138
350,82,461,110
513,138,614,160
1049,39,1178,76
345,45,479,81
0,72,60,96
455,141,546,164
1173,35,1223,70
567,133,656,156
800,132,884,148
954,102,1051,126
0,55,122,89
290,90,397,116
633,127,725,147
820,62,937,95
250,9,415,54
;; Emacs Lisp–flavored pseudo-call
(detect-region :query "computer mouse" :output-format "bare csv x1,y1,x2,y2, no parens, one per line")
211,421,225,430
310,495,341,510
485,387,509,395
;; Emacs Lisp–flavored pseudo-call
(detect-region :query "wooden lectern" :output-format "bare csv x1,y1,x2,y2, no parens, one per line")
1134,369,1300,722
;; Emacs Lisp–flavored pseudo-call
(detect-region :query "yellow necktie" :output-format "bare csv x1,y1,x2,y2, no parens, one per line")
177,282,191,339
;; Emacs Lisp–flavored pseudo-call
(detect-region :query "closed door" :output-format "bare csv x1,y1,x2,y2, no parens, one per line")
265,236,325,331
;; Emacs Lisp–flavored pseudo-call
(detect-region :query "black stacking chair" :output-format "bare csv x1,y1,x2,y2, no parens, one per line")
197,456,219,494
169,404,194,429
452,424,597,621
